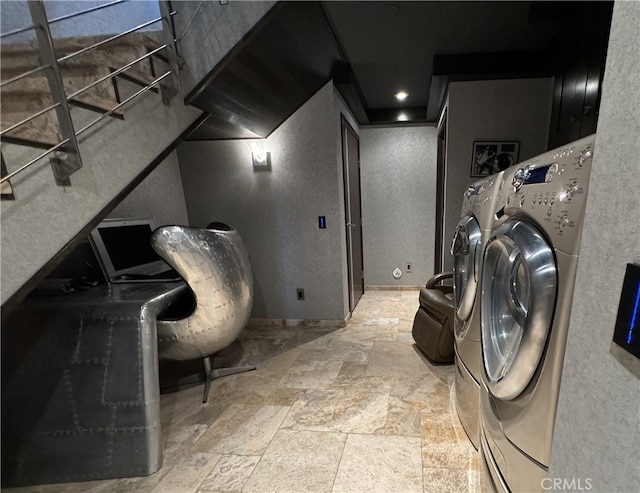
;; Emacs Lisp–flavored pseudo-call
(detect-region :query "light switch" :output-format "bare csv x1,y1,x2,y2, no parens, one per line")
613,263,640,359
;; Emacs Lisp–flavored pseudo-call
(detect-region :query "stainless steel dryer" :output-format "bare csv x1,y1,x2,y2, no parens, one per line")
478,135,596,492
452,172,504,449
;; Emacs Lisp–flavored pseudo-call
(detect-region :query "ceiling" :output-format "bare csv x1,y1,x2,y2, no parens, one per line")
187,1,596,140
322,1,569,123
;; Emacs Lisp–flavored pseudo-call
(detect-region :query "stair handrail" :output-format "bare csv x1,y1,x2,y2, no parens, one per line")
75,71,172,137
0,0,180,191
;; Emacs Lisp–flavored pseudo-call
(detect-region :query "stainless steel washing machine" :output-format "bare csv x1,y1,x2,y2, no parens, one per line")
451,172,504,449
479,135,596,492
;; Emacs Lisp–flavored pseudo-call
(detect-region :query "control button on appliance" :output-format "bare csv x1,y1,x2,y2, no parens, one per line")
545,163,558,183
559,215,570,230
581,145,593,160
512,168,528,191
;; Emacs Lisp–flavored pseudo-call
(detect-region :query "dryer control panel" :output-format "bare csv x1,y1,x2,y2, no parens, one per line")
463,171,505,229
497,135,596,255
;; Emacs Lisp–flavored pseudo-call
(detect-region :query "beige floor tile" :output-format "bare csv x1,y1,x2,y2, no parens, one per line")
421,414,478,470
397,330,416,342
468,469,481,493
297,336,373,365
332,434,423,493
203,372,303,409
351,314,401,326
164,423,210,449
243,430,347,493
198,455,261,492
367,341,435,379
336,361,368,379
422,468,474,493
278,360,343,389
384,407,422,437
250,346,303,374
192,404,290,455
336,323,398,343
281,389,389,434
150,452,221,493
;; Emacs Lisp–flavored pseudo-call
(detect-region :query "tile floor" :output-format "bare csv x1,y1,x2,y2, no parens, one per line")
3,289,479,493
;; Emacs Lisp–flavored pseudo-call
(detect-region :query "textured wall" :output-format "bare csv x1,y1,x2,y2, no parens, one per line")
548,2,640,490
174,1,276,97
178,82,348,321
108,151,189,227
360,125,438,286
1,90,201,303
443,78,553,270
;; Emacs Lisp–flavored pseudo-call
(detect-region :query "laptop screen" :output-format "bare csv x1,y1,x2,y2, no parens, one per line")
90,218,169,280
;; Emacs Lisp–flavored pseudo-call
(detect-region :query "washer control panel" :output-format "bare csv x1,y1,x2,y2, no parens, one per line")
500,134,595,255
463,171,505,228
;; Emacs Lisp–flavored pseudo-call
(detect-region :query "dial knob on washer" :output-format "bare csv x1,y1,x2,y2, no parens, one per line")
545,163,558,183
578,145,593,166
512,168,528,191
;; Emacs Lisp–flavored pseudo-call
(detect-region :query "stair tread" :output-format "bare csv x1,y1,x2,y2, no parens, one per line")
0,32,163,151
1,115,61,149
69,94,124,118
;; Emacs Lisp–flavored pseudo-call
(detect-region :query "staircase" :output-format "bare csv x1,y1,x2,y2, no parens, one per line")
1,32,163,149
0,0,273,313
0,0,180,194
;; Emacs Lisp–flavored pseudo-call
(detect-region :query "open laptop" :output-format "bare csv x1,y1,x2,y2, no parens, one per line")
89,218,181,283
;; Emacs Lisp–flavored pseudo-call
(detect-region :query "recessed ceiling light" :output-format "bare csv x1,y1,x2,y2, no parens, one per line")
394,91,409,101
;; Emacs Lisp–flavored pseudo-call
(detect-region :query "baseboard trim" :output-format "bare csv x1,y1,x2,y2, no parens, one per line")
247,317,348,328
366,285,422,291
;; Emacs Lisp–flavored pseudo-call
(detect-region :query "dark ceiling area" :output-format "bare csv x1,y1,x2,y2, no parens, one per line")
186,1,611,140
323,1,560,121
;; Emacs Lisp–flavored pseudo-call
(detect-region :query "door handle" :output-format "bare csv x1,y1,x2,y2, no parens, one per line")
347,223,357,227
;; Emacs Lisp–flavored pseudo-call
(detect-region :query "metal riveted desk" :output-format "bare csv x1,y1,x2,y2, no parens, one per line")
1,280,189,487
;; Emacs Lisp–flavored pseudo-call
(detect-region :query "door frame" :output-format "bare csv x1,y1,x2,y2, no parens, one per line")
434,108,448,274
340,114,364,312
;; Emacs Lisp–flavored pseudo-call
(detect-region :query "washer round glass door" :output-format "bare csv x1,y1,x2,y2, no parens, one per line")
451,215,482,338
481,219,557,400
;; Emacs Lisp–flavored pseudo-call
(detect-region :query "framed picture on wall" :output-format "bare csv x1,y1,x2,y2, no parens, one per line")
471,141,520,177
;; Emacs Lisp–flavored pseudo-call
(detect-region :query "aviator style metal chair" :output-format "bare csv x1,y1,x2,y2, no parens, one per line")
151,222,255,403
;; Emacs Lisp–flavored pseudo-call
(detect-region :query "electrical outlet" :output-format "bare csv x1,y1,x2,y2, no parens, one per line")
406,262,412,273
296,288,305,301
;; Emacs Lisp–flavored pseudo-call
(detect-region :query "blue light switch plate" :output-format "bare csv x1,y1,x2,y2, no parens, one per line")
613,263,640,359
318,216,326,229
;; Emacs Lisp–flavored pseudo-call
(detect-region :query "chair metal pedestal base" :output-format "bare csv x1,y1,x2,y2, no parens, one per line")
202,356,256,404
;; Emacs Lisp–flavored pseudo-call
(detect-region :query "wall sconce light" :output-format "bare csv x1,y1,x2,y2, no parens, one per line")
251,142,271,170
